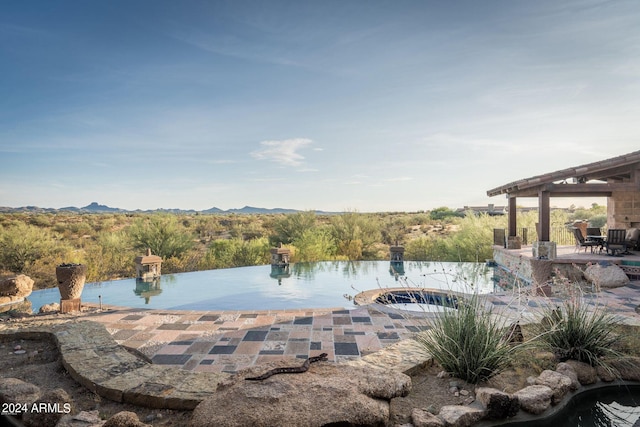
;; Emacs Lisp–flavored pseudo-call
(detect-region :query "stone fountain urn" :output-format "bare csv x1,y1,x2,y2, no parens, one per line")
56,263,87,300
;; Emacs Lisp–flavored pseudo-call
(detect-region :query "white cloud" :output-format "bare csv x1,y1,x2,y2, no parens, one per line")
250,138,313,167
383,176,413,182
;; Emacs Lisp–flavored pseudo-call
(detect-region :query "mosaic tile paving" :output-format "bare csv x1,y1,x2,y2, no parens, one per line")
85,282,640,374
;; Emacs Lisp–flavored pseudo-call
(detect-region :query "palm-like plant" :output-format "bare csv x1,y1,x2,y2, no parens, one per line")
415,294,523,384
534,299,622,367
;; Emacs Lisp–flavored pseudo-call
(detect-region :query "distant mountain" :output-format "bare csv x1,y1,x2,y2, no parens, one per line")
0,203,337,215
77,202,122,213
226,206,300,214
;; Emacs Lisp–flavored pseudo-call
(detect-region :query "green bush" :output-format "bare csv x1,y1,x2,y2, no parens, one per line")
534,299,622,367
270,211,318,245
291,229,336,262
0,222,57,273
128,214,194,259
330,211,381,260
415,294,521,383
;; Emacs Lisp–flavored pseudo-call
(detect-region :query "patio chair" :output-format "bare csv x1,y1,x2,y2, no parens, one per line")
625,228,640,252
605,229,627,256
572,228,599,253
586,227,602,239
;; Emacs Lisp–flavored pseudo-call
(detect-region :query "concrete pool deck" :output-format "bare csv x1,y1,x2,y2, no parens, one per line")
69,281,640,375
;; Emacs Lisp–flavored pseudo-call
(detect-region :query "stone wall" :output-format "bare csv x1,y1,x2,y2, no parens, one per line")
608,191,640,229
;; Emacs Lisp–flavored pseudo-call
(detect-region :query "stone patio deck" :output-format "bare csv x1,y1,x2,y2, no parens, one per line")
1,282,638,410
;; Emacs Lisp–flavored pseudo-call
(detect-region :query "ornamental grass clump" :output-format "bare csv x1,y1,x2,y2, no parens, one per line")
534,298,622,367
415,294,522,384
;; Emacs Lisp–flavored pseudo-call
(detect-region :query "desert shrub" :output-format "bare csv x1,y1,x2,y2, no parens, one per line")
588,215,607,229
128,214,194,259
415,294,522,383
0,222,58,273
291,228,336,262
447,212,500,262
534,299,622,367
200,238,270,269
330,211,381,260
404,236,449,261
84,231,135,281
270,211,318,245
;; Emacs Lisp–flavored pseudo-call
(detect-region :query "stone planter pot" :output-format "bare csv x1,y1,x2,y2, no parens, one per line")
56,263,87,300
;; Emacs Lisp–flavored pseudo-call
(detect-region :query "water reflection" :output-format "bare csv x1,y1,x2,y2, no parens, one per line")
270,260,497,294
134,279,162,304
288,261,379,280
270,265,291,285
389,261,405,278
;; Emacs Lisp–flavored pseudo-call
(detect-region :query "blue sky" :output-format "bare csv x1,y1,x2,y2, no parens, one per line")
1,0,639,212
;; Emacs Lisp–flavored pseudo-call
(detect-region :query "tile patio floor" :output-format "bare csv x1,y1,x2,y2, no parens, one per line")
81,281,640,375
83,305,428,374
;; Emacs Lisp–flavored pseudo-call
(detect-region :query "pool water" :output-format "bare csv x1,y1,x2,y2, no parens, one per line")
501,384,640,427
26,261,498,312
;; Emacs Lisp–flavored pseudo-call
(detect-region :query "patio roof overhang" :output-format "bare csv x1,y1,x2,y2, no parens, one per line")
486,150,640,241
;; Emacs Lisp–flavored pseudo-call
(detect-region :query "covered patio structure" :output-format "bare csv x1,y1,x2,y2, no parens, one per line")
486,150,640,288
487,150,640,245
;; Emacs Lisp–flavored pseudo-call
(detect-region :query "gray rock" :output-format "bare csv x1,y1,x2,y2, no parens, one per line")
56,410,105,427
412,408,445,427
189,362,411,427
475,387,519,420
23,388,72,427
565,360,598,385
0,275,34,298
0,378,41,406
584,263,629,288
103,411,151,427
534,370,572,404
555,362,580,390
513,385,553,415
596,365,619,382
609,357,640,381
438,405,484,427
39,302,60,314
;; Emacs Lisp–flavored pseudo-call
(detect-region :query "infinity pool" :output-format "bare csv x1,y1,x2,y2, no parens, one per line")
26,261,498,312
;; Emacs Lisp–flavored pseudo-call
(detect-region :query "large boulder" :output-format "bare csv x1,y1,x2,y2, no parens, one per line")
475,387,519,420
103,411,152,427
22,388,72,427
608,357,640,381
584,263,629,288
0,378,41,406
189,361,411,427
437,405,485,427
412,408,444,427
513,385,552,415
56,410,106,427
564,360,598,385
0,275,34,305
534,370,572,404
555,362,580,390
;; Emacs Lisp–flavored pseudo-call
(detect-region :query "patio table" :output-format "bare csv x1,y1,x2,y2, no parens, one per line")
586,235,605,253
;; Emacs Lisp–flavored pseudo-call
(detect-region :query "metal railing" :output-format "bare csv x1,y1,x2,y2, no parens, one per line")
493,227,575,246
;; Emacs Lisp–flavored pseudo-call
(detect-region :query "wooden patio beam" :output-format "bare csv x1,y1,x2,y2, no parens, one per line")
508,197,517,237
538,191,550,242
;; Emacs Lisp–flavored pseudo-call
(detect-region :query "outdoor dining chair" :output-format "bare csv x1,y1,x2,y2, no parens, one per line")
572,228,599,253
605,229,627,256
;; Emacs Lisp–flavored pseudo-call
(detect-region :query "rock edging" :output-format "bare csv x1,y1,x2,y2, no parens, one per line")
0,320,227,410
0,319,435,418
419,358,640,427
